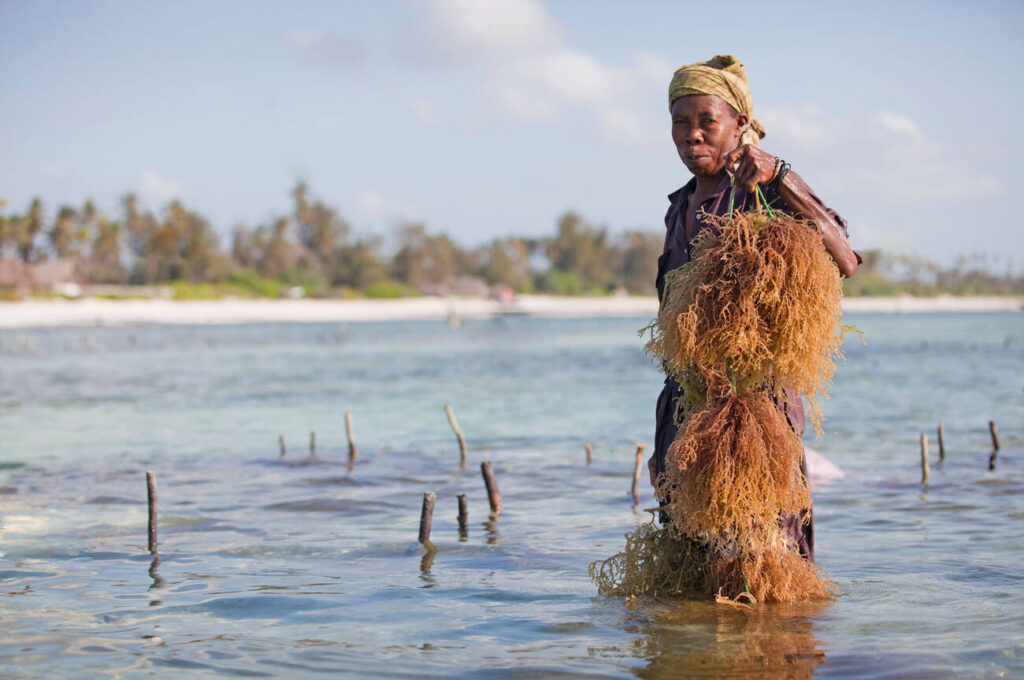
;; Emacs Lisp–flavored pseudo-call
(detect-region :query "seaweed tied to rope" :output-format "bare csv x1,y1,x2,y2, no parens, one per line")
645,209,853,434
658,392,810,552
595,189,856,604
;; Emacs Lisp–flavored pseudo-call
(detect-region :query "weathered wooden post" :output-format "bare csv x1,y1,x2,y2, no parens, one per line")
481,461,502,515
989,421,1001,471
279,435,286,459
585,443,593,466
631,444,646,500
457,493,468,535
937,421,945,463
419,492,436,545
445,404,468,465
920,433,930,485
346,411,358,461
146,471,158,554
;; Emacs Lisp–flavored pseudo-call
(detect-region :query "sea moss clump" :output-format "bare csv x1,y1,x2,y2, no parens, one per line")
659,393,809,549
645,211,850,433
593,201,853,604
589,522,704,599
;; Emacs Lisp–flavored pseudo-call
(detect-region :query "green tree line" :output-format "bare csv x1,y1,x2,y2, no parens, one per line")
2,186,1022,298
0,184,662,298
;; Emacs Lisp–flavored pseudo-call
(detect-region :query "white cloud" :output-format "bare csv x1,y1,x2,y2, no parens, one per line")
873,111,925,141
139,171,183,205
411,98,437,124
410,0,667,145
356,190,413,224
425,0,560,59
282,30,364,69
599,108,648,145
38,163,72,181
759,104,840,151
756,107,1002,204
494,85,558,121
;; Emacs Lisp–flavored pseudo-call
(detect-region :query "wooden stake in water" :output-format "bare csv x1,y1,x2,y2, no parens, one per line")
631,444,646,501
279,435,286,459
419,492,436,545
920,433,930,486
445,404,468,465
937,421,946,463
481,461,502,515
309,431,317,458
146,471,158,555
989,421,1001,471
457,493,468,535
346,411,358,461
585,443,593,466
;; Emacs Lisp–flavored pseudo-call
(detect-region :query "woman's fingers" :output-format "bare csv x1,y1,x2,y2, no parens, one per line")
727,144,770,191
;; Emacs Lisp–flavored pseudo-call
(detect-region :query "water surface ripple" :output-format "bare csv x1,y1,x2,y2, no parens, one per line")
0,314,1021,678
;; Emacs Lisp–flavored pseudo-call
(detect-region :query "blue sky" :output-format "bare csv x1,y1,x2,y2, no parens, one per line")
2,0,1022,265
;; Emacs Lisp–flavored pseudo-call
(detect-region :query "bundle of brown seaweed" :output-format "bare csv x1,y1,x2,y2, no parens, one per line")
593,200,851,605
704,543,836,603
658,392,809,550
589,521,835,603
645,210,847,433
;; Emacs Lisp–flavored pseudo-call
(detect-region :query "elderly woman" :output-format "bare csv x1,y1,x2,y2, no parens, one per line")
647,55,858,563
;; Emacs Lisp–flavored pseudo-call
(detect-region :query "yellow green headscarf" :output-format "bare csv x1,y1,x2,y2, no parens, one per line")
669,55,765,147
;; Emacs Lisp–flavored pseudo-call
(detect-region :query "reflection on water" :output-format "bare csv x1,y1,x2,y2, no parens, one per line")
148,555,165,591
0,315,1021,677
633,601,826,680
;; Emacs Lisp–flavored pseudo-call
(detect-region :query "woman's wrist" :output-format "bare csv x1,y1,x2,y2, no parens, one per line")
771,159,791,191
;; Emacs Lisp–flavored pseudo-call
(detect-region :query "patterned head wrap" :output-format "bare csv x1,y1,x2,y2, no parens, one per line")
669,54,765,147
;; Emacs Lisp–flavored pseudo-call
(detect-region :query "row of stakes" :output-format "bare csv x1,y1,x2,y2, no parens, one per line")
919,419,1004,485
142,404,650,557
143,413,1010,555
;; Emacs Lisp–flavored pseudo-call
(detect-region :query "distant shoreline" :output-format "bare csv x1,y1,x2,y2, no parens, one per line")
0,294,1020,329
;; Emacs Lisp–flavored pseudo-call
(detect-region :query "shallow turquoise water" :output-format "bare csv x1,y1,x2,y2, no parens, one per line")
0,313,1021,678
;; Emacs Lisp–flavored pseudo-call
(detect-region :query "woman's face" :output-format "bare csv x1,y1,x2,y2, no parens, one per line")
671,94,747,177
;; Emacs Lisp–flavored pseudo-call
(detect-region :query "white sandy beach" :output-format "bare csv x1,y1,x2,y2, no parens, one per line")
0,294,1020,329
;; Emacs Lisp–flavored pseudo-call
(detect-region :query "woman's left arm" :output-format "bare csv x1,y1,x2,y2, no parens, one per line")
725,144,859,277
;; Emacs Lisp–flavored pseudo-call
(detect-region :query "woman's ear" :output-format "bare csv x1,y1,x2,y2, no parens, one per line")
734,112,749,142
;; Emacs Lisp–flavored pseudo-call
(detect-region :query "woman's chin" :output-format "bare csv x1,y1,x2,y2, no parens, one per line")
683,158,721,177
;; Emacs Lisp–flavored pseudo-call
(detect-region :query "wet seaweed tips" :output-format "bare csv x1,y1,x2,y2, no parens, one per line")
631,444,646,502
346,411,358,462
457,493,469,537
481,461,502,516
445,404,468,466
145,471,158,555
920,433,930,486
937,421,946,463
419,492,437,548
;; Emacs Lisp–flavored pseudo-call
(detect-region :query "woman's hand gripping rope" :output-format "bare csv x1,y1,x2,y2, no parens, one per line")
723,144,780,192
